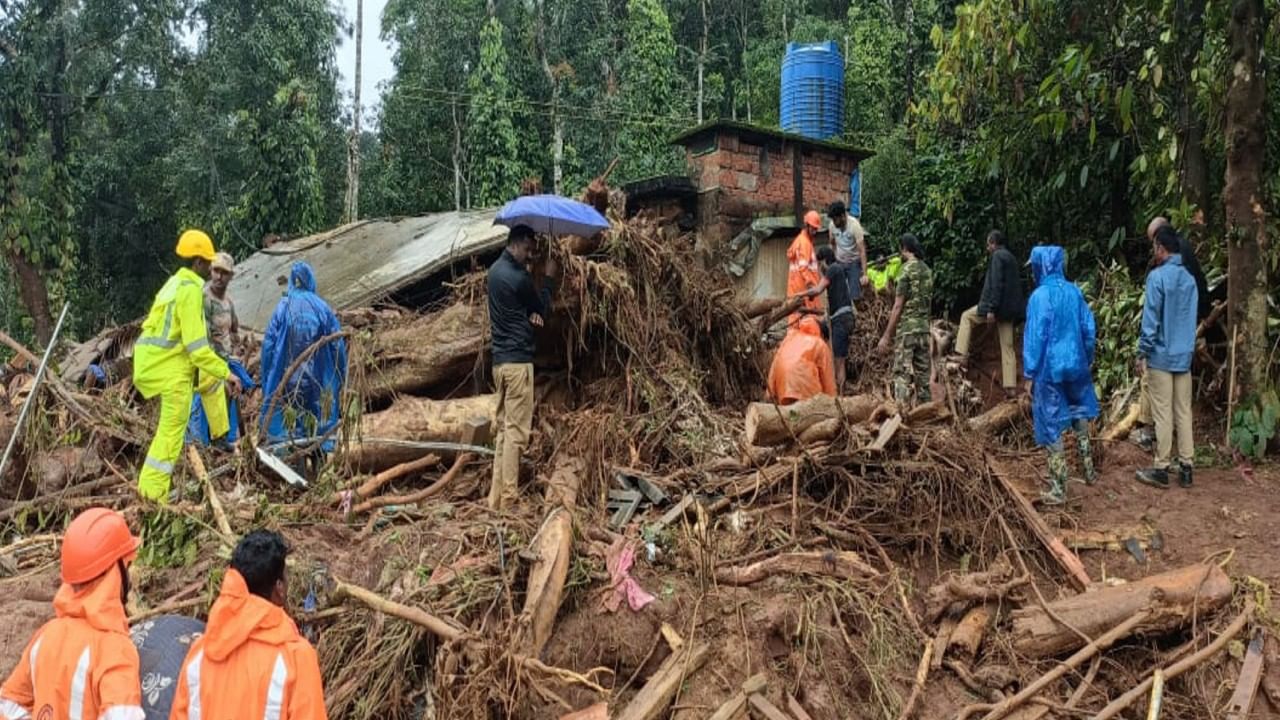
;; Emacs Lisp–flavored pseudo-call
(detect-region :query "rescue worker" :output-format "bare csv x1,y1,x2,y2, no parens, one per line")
260,262,347,457
1023,246,1098,505
952,230,1025,397
486,225,556,510
189,252,254,451
134,230,242,502
766,315,837,405
786,211,824,320
170,530,327,720
827,201,869,296
877,234,934,407
0,508,145,720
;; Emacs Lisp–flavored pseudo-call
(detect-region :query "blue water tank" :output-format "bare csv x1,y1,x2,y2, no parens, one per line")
780,41,845,140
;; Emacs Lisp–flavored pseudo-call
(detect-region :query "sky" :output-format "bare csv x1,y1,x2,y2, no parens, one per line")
335,0,396,122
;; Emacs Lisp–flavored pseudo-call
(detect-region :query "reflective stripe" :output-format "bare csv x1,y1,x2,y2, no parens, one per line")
69,646,90,720
145,457,174,475
28,638,41,688
185,338,209,353
262,653,288,720
0,698,31,720
185,650,203,720
135,336,178,349
97,707,145,720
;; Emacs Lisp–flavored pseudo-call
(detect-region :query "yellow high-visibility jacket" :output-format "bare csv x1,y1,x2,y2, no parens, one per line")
133,267,229,398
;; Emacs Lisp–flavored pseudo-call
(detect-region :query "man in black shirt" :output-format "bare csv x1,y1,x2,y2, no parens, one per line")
486,225,556,510
952,230,1025,398
806,246,855,393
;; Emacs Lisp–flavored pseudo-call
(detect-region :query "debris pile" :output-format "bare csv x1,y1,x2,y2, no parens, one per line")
0,214,1269,720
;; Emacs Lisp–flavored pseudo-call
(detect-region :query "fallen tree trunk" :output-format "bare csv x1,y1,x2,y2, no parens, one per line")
518,456,582,658
615,641,710,720
715,550,879,586
745,394,883,447
1009,563,1233,658
347,394,496,471
363,303,487,404
968,397,1028,435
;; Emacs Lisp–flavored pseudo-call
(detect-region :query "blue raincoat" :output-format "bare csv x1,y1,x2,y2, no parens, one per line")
1023,246,1099,446
259,262,347,451
187,359,255,446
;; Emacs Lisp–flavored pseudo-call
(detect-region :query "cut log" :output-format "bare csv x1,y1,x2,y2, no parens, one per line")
745,394,882,447
948,604,993,661
968,397,1028,435
615,641,710,720
715,551,879,586
518,456,582,658
1008,563,1233,658
346,394,496,471
906,400,951,425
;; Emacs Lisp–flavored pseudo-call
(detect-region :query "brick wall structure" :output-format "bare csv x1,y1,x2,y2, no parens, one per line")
671,120,873,252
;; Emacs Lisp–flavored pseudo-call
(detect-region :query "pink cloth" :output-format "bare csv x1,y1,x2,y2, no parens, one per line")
604,538,655,612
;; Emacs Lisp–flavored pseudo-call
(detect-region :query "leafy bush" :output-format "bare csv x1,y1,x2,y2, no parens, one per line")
1230,390,1280,459
1082,261,1144,400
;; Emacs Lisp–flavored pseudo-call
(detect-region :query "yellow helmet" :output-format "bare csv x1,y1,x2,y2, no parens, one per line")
176,229,216,261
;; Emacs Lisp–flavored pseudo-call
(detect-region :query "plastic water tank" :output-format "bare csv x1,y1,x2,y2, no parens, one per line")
780,41,845,140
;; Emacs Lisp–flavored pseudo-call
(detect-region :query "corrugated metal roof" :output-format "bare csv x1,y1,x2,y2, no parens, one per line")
227,210,506,331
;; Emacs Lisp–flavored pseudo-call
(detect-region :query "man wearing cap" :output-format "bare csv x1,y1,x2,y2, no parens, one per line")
134,230,242,502
787,211,825,320
877,234,934,407
0,508,145,720
189,252,255,451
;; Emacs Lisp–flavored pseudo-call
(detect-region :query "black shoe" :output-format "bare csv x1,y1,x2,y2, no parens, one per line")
1177,464,1193,488
1135,467,1170,489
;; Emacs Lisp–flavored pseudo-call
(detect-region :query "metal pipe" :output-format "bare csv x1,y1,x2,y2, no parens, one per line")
0,303,72,479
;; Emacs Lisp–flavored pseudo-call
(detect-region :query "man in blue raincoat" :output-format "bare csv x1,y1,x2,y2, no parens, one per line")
259,262,347,459
1023,246,1098,505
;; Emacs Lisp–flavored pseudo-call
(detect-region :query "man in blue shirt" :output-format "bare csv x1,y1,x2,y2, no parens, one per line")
1135,226,1199,489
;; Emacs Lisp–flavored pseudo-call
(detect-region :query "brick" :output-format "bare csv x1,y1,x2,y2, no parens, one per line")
719,170,737,189
735,172,759,192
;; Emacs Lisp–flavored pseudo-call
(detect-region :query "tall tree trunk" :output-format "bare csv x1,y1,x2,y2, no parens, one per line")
903,0,915,117
697,0,708,124
1222,0,1269,401
537,0,564,194
452,97,463,211
1177,0,1210,241
344,0,363,223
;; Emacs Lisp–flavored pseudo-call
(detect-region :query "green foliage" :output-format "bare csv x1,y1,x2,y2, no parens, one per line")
138,510,201,568
1230,390,1280,459
1084,261,1145,400
466,17,527,207
615,0,688,181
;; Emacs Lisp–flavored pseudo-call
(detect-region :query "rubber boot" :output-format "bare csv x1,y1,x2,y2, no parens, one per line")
1041,450,1068,505
1075,426,1097,485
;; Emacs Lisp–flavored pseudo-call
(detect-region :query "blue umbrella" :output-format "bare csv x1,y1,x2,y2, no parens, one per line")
494,194,610,237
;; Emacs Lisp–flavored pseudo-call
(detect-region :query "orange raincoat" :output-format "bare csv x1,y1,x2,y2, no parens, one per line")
786,229,823,317
767,316,836,405
170,569,326,720
0,565,144,720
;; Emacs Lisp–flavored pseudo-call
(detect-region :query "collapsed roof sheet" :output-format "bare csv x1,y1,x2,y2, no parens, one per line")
228,211,505,331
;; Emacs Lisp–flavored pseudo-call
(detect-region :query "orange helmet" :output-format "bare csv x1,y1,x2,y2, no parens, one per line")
61,508,142,585
803,210,823,230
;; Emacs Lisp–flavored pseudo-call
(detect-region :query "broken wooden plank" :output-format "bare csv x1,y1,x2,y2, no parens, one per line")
785,694,815,720
987,454,1090,591
706,673,768,720
866,414,903,452
747,694,794,720
650,494,695,532
1224,631,1265,720
615,642,711,720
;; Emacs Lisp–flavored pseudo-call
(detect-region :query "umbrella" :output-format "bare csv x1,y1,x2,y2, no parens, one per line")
494,194,610,237
131,614,207,720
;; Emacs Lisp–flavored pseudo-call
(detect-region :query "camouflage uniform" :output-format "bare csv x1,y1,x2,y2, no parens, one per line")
893,258,933,406
1044,418,1096,504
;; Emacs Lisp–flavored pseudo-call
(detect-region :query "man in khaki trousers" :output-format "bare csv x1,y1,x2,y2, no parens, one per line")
952,230,1025,397
486,226,555,509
